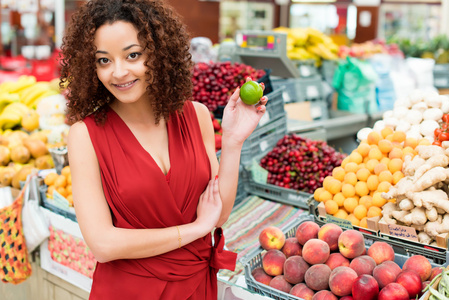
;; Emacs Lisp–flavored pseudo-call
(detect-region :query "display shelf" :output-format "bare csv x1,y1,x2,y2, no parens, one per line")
434,64,449,89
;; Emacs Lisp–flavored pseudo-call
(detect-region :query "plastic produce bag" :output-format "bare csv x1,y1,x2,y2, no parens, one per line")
332,57,378,114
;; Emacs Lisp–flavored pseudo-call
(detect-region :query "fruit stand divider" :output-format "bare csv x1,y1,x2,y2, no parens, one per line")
242,213,444,300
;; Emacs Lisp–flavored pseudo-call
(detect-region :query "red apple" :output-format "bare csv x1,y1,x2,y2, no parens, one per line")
378,282,409,300
402,255,432,282
352,274,379,300
395,270,422,299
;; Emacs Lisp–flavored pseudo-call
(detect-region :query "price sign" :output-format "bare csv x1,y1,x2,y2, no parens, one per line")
52,190,70,210
251,159,268,184
259,140,269,152
388,224,419,242
306,86,319,99
259,111,270,127
326,214,354,230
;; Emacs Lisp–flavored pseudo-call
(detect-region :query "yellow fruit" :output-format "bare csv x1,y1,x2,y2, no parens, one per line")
10,145,31,164
323,176,335,190
342,183,356,198
54,174,67,188
239,81,263,105
349,152,363,164
333,192,345,207
367,206,382,218
343,197,358,213
67,173,72,185
392,131,406,143
353,204,368,220
334,209,348,219
44,172,58,186
374,163,388,175
418,138,431,146
381,127,394,138
404,137,418,149
359,217,368,228
344,172,358,186
355,181,369,197
21,110,40,132
377,181,392,193
378,170,393,184
389,147,403,159
356,168,370,182
366,159,379,173
393,171,404,185
61,165,71,178
378,139,393,154
340,156,350,168
327,179,342,195
380,157,390,167
66,184,72,195
325,200,339,215
47,185,56,197
332,167,346,182
344,162,359,173
314,187,325,201
368,148,383,161
56,186,68,198
346,214,360,226
367,131,381,145
388,158,403,174
372,192,387,207
66,194,74,206
319,190,333,202
359,195,373,209
356,143,371,157
367,175,379,191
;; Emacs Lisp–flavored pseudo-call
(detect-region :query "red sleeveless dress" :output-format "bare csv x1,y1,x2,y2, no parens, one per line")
83,101,236,299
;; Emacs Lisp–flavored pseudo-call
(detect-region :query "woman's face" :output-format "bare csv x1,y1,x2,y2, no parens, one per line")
94,21,149,105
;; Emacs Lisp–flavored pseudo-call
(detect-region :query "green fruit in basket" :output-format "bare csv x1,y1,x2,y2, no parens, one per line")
239,81,263,105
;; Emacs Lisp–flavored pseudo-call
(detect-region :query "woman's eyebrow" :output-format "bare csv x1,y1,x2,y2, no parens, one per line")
95,44,141,54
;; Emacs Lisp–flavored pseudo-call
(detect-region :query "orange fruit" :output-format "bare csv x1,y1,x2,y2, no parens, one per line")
44,172,58,186
239,81,263,105
367,131,381,145
404,137,418,149
334,209,348,219
356,168,370,182
354,204,368,220
325,200,339,215
418,138,431,146
349,152,363,164
66,194,74,206
355,181,369,197
378,139,393,154
322,176,335,190
367,206,382,218
359,195,373,209
359,217,368,228
47,185,56,197
319,190,333,202
56,186,68,198
314,187,325,201
344,172,358,186
346,214,360,226
356,143,371,157
366,159,379,173
392,131,406,143
381,127,394,138
61,165,71,178
393,171,404,185
368,148,383,161
54,175,67,188
388,158,403,174
344,162,359,173
380,157,390,166
333,192,345,207
67,173,72,185
332,167,346,181
367,175,379,191
66,184,72,195
344,197,358,213
341,156,350,168
389,147,403,159
327,179,342,195
372,192,387,207
342,183,356,198
374,163,388,175
377,181,392,193
378,170,394,184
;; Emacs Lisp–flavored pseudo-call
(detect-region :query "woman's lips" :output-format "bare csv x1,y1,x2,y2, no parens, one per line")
113,79,138,90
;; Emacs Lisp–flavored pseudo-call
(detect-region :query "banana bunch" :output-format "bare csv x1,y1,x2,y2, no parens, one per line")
0,75,60,112
0,102,31,130
273,27,340,65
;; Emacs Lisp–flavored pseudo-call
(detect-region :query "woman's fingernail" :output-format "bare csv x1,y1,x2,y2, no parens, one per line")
215,175,218,180
257,106,263,111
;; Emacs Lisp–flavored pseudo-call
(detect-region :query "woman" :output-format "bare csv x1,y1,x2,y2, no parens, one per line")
62,0,267,299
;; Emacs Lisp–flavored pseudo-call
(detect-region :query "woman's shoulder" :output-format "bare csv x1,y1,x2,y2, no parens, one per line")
190,100,211,121
68,120,89,141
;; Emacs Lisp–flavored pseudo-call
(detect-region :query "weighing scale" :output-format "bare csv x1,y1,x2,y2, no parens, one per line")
234,30,300,78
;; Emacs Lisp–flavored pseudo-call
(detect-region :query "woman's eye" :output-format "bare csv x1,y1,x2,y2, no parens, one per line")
97,58,109,65
128,52,141,60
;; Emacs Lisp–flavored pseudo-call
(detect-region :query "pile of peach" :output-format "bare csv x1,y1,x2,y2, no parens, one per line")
43,165,73,206
313,128,430,228
253,221,440,300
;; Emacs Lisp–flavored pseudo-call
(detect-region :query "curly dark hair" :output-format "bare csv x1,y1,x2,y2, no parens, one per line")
60,0,194,125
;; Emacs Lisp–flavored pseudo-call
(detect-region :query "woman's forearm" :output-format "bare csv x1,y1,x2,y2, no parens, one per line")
216,134,243,226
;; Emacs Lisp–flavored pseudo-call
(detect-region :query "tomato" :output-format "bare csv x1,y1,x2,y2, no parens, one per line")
433,140,442,146
435,128,443,137
442,123,449,131
439,132,449,142
443,114,449,123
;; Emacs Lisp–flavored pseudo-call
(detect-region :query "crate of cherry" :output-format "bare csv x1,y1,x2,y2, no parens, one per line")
243,134,345,209
243,214,443,300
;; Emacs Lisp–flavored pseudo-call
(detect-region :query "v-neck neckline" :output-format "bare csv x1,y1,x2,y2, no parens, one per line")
109,108,172,178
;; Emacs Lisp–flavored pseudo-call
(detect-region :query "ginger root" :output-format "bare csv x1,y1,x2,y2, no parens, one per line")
418,231,432,244
413,154,449,180
405,189,449,212
381,202,398,224
392,207,427,226
424,214,449,237
398,198,414,211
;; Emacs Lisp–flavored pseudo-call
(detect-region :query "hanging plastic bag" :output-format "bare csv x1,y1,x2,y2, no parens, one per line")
22,174,50,253
0,180,32,284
